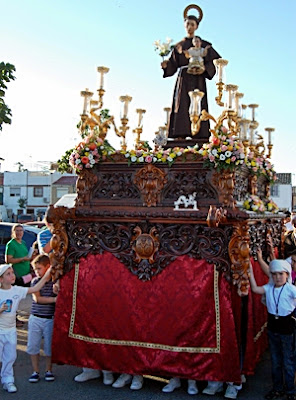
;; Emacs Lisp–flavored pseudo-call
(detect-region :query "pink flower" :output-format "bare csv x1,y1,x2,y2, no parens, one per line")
221,145,228,151
209,155,215,162
221,126,228,134
145,155,153,163
231,156,236,162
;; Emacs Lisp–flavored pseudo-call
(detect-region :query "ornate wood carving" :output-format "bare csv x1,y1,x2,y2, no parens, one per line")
211,170,236,208
134,164,167,207
46,205,75,280
228,221,250,296
162,170,217,203
75,169,98,207
64,221,233,281
233,169,248,202
132,226,160,280
248,174,258,196
92,171,140,199
207,206,227,227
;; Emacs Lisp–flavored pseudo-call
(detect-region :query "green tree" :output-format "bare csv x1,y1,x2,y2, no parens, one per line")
0,62,16,131
18,196,27,210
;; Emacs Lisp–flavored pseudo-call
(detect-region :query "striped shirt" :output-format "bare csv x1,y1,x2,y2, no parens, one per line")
30,277,56,317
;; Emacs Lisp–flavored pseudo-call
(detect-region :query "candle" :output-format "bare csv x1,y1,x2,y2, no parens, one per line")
97,66,109,90
119,95,132,119
80,88,93,114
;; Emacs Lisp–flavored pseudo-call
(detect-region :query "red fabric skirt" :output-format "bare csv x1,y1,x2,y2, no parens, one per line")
52,252,260,381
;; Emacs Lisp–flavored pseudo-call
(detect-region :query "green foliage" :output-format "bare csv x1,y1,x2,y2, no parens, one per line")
0,62,16,131
18,196,27,209
57,147,75,173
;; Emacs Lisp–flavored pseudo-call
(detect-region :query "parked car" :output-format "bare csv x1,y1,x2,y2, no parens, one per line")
0,222,41,264
17,214,35,223
25,221,46,229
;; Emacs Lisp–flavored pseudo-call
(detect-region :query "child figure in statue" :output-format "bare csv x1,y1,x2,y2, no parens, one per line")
177,36,211,75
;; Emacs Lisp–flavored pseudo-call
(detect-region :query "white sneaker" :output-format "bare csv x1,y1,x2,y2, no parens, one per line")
202,381,224,395
188,379,198,395
3,382,17,393
224,384,239,399
74,369,100,382
102,371,114,385
162,377,181,393
112,373,132,388
130,375,143,390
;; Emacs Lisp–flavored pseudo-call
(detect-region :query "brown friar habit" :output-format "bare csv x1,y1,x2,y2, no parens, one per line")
163,37,221,140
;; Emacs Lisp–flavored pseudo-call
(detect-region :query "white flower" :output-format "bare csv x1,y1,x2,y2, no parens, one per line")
220,154,226,161
131,156,137,162
225,151,232,158
211,149,218,156
167,157,173,162
138,156,144,163
125,153,130,158
177,151,182,156
88,154,93,160
90,159,96,164
153,157,158,162
75,159,81,164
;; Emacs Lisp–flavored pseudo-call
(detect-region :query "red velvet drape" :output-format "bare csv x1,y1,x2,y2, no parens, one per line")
52,253,246,381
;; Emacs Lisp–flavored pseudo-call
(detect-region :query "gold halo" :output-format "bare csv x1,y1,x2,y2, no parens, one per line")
183,4,203,24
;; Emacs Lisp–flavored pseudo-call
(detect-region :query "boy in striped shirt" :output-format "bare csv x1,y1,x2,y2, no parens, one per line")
27,254,57,383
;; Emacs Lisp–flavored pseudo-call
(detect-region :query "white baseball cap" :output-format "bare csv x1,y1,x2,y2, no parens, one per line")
0,264,12,277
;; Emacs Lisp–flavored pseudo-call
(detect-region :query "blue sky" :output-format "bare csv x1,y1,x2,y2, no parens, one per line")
1,0,296,176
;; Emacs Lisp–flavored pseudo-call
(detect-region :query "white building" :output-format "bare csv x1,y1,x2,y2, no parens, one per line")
270,173,293,212
3,170,75,220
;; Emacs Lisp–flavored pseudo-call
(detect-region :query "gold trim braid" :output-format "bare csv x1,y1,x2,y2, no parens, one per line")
69,263,221,353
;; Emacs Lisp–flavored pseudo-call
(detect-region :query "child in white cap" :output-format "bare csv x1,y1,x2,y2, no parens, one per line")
249,259,296,400
0,264,52,393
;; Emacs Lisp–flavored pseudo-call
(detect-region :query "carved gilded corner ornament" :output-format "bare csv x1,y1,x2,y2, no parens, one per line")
206,205,227,228
211,170,236,208
134,164,167,207
46,205,75,280
75,169,98,207
228,222,250,296
265,183,271,199
132,226,160,280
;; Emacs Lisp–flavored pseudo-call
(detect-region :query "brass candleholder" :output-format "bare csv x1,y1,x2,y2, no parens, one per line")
265,127,275,158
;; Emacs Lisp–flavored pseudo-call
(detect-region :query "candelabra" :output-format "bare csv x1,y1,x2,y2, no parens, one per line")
188,89,216,135
265,127,275,158
78,67,146,150
133,108,146,149
213,59,228,106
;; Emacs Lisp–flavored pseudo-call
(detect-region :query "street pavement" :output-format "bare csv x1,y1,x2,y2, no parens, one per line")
2,294,272,399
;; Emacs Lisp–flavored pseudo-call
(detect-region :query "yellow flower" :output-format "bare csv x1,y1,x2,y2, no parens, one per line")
228,145,233,151
161,157,166,162
170,153,176,158
251,161,256,167
157,153,162,159
225,159,231,164
85,152,89,156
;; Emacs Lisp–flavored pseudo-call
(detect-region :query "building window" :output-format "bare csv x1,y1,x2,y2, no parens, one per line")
271,185,279,197
10,187,21,197
34,187,43,197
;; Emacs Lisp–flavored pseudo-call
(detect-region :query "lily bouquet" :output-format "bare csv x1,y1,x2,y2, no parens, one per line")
153,38,174,60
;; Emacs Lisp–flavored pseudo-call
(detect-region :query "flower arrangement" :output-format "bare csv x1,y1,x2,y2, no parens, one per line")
243,194,266,213
64,132,200,173
68,135,115,172
265,198,279,213
121,145,199,167
261,158,277,184
153,38,174,60
245,152,264,176
198,125,245,171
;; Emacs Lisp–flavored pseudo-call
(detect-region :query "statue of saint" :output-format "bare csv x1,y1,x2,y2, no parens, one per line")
161,5,221,140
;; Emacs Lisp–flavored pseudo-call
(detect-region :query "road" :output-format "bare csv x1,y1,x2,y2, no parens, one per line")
3,295,272,400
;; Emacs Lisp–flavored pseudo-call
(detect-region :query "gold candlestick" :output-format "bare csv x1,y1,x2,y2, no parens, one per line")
133,109,146,149
265,127,275,158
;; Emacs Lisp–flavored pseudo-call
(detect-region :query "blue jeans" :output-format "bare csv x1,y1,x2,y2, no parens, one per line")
268,330,296,394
